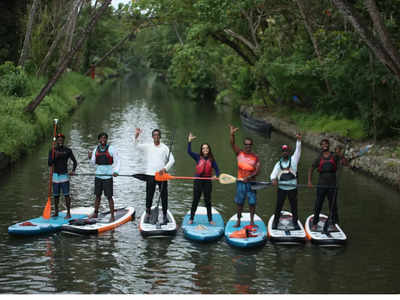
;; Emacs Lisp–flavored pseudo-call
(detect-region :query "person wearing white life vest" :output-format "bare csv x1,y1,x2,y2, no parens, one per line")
270,133,302,229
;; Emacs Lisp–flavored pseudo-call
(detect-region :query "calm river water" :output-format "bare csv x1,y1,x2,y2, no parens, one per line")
0,74,399,294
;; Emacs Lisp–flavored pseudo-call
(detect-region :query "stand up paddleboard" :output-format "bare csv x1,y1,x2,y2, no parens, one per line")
224,213,267,248
61,207,135,235
267,211,306,244
139,205,177,237
8,207,94,236
181,206,224,242
304,214,347,246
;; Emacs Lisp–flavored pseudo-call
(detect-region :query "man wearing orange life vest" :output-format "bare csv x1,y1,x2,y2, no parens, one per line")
230,125,260,227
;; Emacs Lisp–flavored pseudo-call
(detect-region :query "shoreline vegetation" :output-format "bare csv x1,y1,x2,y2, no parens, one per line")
240,105,400,191
0,66,113,170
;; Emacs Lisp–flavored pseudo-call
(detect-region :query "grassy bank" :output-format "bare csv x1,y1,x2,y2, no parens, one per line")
0,68,101,162
270,106,367,141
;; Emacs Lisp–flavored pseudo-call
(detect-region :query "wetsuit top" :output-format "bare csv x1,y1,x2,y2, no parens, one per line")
270,140,301,190
89,144,120,179
135,141,175,176
312,151,340,186
187,142,220,178
237,151,259,179
48,145,77,175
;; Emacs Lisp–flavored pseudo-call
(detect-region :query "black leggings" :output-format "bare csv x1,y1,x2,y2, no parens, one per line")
145,175,168,215
190,179,212,221
313,187,339,224
274,188,298,223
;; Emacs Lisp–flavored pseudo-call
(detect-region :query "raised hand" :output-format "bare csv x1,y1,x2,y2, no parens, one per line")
188,132,196,142
229,124,239,135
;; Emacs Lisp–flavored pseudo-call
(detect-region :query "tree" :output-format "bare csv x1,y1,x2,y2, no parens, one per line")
24,0,112,113
18,0,39,67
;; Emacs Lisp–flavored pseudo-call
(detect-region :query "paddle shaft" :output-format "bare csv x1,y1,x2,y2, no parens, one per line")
251,181,337,189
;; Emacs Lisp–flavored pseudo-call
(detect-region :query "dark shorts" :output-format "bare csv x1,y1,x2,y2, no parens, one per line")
234,181,256,206
94,177,113,197
53,181,70,197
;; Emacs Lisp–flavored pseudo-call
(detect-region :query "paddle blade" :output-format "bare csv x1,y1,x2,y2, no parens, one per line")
218,173,237,184
42,197,51,219
154,172,172,181
132,173,147,181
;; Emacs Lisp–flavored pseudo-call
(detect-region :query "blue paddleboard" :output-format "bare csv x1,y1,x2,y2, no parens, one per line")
8,207,94,236
224,213,267,248
181,206,224,242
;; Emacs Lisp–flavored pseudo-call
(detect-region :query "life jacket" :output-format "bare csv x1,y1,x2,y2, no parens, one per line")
195,157,213,177
95,145,113,165
278,158,297,181
318,152,337,173
237,151,258,179
229,225,258,238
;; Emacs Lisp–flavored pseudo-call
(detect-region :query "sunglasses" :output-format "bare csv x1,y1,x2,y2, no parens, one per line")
244,143,253,146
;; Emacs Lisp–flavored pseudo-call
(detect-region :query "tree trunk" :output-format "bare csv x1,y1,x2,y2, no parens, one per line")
295,0,332,94
364,0,400,74
37,0,83,77
63,0,82,57
18,0,40,67
332,0,400,80
85,32,135,75
24,0,112,113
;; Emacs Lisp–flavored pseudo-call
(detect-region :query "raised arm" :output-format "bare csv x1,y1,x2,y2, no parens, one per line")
229,125,240,155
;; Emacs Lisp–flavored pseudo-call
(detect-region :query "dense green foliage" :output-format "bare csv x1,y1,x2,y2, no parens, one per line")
0,61,99,160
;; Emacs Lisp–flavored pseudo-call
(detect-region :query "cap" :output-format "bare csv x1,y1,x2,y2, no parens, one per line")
56,133,65,139
281,145,289,151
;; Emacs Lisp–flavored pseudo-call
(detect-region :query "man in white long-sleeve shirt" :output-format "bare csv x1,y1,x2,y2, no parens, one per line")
135,128,175,224
270,133,302,229
88,132,120,222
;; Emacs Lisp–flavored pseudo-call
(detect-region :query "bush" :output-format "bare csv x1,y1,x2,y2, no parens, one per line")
0,62,30,97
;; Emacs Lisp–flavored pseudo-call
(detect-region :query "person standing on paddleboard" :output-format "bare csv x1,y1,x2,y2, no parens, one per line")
48,133,77,219
88,132,120,222
270,133,302,230
187,132,220,225
135,128,175,225
308,138,347,230
229,125,260,227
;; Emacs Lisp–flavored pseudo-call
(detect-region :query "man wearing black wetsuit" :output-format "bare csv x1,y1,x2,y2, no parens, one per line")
308,139,346,230
48,133,77,218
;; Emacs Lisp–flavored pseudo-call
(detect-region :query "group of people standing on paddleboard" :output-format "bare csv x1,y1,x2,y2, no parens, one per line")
48,125,347,227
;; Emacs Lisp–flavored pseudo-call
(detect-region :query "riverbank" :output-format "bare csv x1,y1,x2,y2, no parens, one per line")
241,105,400,191
0,70,112,171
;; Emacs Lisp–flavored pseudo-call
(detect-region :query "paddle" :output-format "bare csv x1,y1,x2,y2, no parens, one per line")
72,173,147,181
154,172,237,185
151,131,175,225
43,119,58,219
323,138,351,234
250,181,338,191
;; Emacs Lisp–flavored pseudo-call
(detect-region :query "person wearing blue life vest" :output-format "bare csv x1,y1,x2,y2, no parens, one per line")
48,133,77,219
88,132,120,222
308,138,347,230
187,132,220,225
270,133,302,229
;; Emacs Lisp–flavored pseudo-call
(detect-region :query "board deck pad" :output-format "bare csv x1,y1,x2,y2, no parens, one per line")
8,207,94,236
61,207,135,234
181,206,224,242
139,206,177,237
304,214,347,246
267,211,306,244
224,213,267,248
